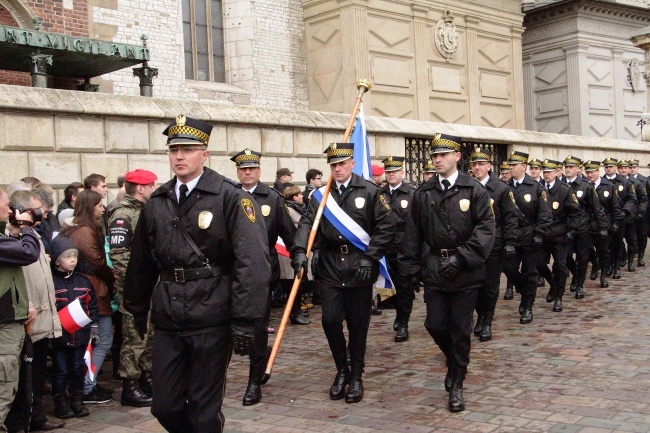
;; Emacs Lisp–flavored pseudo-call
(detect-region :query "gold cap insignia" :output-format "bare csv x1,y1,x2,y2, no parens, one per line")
245,148,252,155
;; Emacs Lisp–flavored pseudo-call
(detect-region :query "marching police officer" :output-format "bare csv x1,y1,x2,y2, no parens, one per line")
400,134,495,412
380,156,415,342
499,162,511,183
108,169,159,407
584,160,622,288
628,159,649,266
292,143,394,404
619,160,648,271
503,151,553,324
423,162,436,183
469,149,517,342
563,156,608,299
124,116,271,433
536,159,580,312
528,158,544,184
230,148,298,406
603,158,638,278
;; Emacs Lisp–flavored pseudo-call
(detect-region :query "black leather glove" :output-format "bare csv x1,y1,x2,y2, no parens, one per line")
310,249,320,278
408,275,421,293
355,257,374,283
504,244,516,260
292,251,307,277
133,314,148,340
599,229,608,241
231,321,254,356
439,255,462,278
566,231,575,243
610,223,619,233
533,236,544,249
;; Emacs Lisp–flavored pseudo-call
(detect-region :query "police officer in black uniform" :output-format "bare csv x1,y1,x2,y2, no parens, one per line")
423,162,436,183
619,159,649,271
380,156,415,342
603,158,638,279
399,134,495,413
123,116,271,433
503,151,553,324
629,159,649,266
469,149,517,342
537,159,580,312
563,156,608,299
230,148,299,406
584,160,622,288
292,143,394,404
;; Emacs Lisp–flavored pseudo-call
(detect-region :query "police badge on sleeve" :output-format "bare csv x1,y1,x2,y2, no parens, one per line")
241,198,256,222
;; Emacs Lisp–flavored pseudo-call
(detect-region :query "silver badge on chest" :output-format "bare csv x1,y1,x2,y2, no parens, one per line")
355,197,366,209
459,199,470,212
524,194,531,202
577,190,584,198
604,191,609,197
400,200,408,209
261,205,271,217
198,211,213,229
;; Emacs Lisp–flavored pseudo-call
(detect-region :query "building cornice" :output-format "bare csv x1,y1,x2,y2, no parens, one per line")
524,0,650,29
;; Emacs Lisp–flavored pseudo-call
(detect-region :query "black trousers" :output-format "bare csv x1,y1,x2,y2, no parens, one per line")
590,232,611,270
476,248,503,315
5,338,50,430
620,223,638,258
566,232,591,283
503,245,539,302
637,215,648,257
424,287,478,368
151,328,231,433
537,242,568,297
321,285,372,367
249,263,276,383
387,254,414,324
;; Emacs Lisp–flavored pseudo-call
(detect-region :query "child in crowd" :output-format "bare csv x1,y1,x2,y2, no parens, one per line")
50,236,98,419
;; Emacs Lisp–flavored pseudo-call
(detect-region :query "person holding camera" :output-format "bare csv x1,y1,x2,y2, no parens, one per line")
0,187,41,431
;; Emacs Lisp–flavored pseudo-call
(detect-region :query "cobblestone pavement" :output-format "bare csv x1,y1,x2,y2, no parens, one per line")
48,261,650,433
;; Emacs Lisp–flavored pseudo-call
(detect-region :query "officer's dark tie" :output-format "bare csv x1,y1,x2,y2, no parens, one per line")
514,181,518,188
546,184,550,191
339,185,346,195
178,184,189,206
441,179,450,192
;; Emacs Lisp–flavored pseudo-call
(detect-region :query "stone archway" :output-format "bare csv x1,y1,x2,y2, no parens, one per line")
0,0,37,28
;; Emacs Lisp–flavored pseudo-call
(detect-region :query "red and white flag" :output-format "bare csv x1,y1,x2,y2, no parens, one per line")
84,341,95,383
58,298,92,334
275,237,290,258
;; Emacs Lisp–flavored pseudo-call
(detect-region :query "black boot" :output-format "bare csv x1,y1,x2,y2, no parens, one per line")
290,313,310,325
628,254,636,272
545,285,556,303
536,275,545,287
600,268,609,288
518,295,526,316
121,379,153,407
448,367,466,413
393,311,402,332
638,254,645,267
613,262,622,279
139,371,153,396
575,280,585,299
520,296,533,324
569,277,577,293
479,311,493,342
242,380,262,406
473,314,483,336
606,265,613,277
54,393,75,419
395,324,409,342
330,355,349,400
70,390,89,417
503,282,513,300
553,298,563,312
444,357,453,392
590,264,599,280
345,362,364,403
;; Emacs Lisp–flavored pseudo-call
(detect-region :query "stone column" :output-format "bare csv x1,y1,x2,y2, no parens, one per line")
511,25,526,130
412,4,429,121
522,53,535,131
465,16,481,126
565,42,589,136
133,61,159,97
612,48,625,139
631,28,650,115
29,53,52,88
339,0,370,112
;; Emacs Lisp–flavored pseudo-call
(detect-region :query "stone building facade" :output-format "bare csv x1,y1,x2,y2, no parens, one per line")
522,0,650,140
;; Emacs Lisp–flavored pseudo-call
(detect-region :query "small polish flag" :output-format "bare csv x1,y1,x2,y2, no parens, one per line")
275,237,290,258
84,341,95,383
116,220,124,226
58,298,92,334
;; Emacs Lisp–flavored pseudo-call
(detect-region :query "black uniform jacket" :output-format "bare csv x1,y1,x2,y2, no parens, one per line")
484,175,518,251
381,182,415,250
508,174,553,246
398,173,495,291
627,175,649,224
543,180,581,243
605,174,637,222
293,173,395,288
247,182,296,273
567,176,608,233
593,178,623,232
124,168,271,333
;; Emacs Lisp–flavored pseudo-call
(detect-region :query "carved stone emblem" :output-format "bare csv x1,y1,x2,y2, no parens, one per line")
435,9,459,61
627,58,644,92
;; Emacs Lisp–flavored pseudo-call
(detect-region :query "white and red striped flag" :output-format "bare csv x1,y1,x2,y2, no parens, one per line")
275,237,290,258
58,298,92,334
84,340,96,383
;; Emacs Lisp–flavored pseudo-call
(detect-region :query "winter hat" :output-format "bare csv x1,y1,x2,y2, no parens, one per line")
51,235,78,266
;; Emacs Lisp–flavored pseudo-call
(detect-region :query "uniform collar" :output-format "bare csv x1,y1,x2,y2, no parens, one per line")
242,183,258,194
439,170,459,189
175,171,203,199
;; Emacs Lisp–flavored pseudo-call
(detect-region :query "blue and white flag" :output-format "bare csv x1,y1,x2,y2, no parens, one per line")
312,188,393,289
351,104,371,181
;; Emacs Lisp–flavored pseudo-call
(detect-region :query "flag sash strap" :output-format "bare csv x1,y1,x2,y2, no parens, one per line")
312,187,393,288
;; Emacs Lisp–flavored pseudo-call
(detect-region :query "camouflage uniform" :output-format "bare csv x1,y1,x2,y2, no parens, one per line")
108,194,153,380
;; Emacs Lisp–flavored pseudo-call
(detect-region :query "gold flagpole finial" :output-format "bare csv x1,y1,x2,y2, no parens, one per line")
356,79,372,93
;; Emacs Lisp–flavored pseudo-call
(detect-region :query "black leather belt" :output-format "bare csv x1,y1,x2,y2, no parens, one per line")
337,244,356,254
160,265,228,284
431,248,458,259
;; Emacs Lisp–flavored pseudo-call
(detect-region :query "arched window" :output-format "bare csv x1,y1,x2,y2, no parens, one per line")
182,0,225,82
